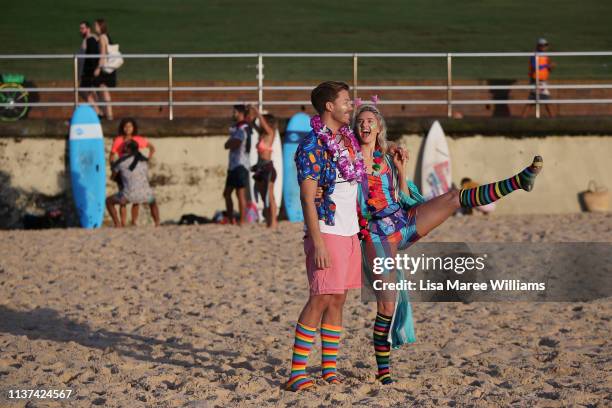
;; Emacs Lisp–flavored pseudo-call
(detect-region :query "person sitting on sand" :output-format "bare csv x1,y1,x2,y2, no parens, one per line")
106,141,160,227
351,103,543,384
110,118,156,227
223,105,252,225
248,106,279,228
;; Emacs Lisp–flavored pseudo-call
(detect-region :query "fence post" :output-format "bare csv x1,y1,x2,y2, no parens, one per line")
168,55,174,120
73,55,79,107
353,53,358,100
534,53,540,119
447,53,453,118
258,54,263,111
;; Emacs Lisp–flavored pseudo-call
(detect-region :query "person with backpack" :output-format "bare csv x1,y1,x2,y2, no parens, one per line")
93,18,117,120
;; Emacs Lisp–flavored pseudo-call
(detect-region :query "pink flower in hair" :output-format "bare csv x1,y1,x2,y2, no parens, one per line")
354,97,363,107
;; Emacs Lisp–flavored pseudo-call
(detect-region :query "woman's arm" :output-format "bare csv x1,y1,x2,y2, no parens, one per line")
146,141,156,159
392,150,410,197
95,35,108,75
258,113,275,139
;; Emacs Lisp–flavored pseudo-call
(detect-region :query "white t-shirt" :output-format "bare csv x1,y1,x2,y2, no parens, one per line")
228,123,251,171
319,169,359,236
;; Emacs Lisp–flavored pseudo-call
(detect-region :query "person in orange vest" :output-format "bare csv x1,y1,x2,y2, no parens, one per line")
522,38,556,117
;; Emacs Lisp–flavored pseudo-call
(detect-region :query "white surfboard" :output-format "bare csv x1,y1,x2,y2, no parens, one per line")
271,128,283,211
421,121,452,200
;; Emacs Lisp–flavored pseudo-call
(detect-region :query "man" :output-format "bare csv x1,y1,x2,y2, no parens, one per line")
522,38,556,117
78,21,101,116
223,105,251,225
285,81,364,391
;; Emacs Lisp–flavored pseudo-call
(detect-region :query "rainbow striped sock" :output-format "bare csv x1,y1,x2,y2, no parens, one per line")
321,323,342,384
459,155,543,208
373,312,394,385
285,322,316,392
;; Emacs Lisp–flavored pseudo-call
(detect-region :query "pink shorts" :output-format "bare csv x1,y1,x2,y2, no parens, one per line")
304,233,362,296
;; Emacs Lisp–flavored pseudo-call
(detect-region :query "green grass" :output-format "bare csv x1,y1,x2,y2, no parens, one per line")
1,0,611,82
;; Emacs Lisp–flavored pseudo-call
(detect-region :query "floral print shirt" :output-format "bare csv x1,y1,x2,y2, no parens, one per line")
294,130,338,225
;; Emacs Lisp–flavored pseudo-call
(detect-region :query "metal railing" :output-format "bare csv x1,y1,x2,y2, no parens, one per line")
1,52,612,119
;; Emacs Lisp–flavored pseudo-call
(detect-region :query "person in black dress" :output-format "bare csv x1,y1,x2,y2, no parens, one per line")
93,18,116,120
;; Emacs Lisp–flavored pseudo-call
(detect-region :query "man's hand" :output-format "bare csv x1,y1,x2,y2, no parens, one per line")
315,186,324,199
314,240,331,269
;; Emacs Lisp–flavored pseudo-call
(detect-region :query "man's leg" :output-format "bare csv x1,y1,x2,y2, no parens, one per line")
286,295,332,391
320,292,346,384
236,187,247,225
86,92,101,116
223,185,234,223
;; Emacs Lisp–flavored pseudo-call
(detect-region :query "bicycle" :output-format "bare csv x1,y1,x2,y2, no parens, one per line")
0,73,30,121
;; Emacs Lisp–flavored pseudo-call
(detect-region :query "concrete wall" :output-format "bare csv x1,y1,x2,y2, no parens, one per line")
396,135,611,215
1,134,610,228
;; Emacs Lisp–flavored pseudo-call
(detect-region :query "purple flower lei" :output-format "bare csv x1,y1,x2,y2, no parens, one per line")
311,115,365,183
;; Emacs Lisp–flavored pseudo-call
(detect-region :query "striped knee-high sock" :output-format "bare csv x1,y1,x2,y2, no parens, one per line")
321,323,342,384
286,322,316,391
459,155,543,208
373,312,393,385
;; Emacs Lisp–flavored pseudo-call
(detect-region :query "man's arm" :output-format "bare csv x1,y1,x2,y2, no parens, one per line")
224,138,241,150
300,178,331,269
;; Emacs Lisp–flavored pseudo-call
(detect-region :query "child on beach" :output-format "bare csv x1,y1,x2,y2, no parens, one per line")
223,105,252,225
353,103,543,384
285,81,365,391
109,118,156,226
106,141,160,227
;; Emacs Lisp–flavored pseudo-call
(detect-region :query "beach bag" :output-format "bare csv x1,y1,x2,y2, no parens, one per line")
581,180,609,212
103,43,124,73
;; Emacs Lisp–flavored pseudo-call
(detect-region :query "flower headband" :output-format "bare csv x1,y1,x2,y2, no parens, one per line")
354,94,379,108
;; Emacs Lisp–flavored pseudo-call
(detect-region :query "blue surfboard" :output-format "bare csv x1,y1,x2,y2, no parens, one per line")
69,105,106,228
282,112,312,222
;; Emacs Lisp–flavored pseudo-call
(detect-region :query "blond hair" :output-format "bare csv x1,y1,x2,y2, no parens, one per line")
352,104,389,152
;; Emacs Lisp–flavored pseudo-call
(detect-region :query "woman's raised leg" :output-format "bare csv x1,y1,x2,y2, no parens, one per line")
415,155,543,237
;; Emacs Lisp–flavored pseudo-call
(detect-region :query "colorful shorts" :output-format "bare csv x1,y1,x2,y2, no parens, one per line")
304,233,362,296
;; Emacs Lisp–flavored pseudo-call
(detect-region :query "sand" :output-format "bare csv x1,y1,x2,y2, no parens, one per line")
0,213,610,407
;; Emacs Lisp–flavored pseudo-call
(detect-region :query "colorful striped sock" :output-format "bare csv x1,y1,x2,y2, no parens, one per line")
459,155,543,208
321,323,342,384
285,322,317,391
373,312,394,385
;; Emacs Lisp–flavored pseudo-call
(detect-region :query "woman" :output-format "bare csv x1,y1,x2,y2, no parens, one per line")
353,104,543,384
106,141,160,227
249,107,278,228
110,118,156,226
93,18,116,120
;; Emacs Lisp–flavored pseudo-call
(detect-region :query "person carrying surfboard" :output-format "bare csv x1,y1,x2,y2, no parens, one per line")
352,102,543,384
285,81,366,391
248,105,279,228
